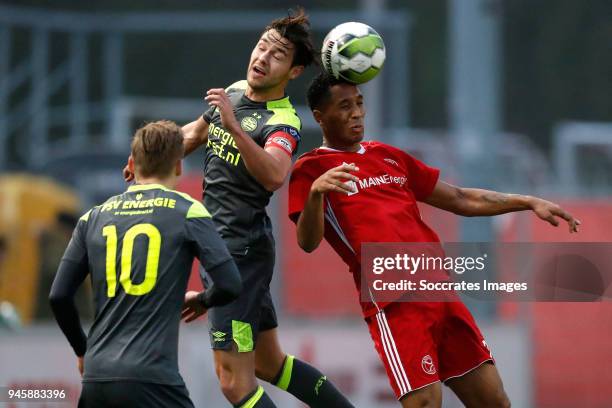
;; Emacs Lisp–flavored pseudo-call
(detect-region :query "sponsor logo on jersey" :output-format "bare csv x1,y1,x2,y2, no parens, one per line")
343,173,408,197
339,163,407,197
240,116,258,132
421,355,436,375
207,123,241,166
357,174,407,190
209,123,237,147
100,197,177,213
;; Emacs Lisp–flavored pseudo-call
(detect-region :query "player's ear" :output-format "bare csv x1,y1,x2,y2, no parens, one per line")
289,65,304,80
127,155,135,173
312,109,324,125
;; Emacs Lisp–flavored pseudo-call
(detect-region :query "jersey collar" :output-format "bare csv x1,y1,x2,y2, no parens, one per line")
319,143,366,154
127,183,169,192
242,93,291,109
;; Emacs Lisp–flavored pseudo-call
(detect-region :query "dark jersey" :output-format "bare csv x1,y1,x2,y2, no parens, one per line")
60,184,233,385
202,80,301,252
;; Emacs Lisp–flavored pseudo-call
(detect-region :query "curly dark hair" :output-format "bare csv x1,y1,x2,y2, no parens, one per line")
265,7,317,67
306,71,352,111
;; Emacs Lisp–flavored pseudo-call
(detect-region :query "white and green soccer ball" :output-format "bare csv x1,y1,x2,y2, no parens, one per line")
321,22,386,85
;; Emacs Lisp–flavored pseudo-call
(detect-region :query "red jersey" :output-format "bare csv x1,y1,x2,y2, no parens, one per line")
288,141,442,317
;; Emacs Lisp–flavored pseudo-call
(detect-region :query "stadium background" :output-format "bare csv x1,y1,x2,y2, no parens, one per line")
0,0,611,406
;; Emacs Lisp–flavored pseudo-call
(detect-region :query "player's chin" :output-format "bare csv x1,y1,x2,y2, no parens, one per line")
247,71,271,86
348,127,365,141
247,77,266,91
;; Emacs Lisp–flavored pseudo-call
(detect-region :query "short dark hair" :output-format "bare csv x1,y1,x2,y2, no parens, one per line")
131,120,184,178
265,7,317,67
307,71,350,111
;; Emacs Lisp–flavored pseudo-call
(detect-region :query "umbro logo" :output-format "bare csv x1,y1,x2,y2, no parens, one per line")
212,331,226,342
384,158,399,167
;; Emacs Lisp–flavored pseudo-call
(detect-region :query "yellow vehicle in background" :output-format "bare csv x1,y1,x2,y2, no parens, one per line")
0,174,91,325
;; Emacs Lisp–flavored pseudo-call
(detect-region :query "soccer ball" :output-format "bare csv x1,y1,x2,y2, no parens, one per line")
321,22,386,85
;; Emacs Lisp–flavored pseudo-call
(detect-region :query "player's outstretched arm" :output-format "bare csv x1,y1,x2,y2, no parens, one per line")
182,116,210,156
297,163,359,252
205,88,291,191
424,180,581,233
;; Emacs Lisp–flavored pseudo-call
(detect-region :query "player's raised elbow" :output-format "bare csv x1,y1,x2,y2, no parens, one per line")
48,289,70,310
298,236,321,253
296,217,323,253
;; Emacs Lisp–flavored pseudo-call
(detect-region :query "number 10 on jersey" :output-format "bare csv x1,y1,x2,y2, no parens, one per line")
102,224,161,297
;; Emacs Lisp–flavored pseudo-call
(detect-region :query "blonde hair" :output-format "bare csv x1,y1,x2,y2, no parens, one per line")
131,120,184,178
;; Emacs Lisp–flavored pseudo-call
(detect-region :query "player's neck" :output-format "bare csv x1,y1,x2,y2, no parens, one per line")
245,84,286,102
134,175,177,190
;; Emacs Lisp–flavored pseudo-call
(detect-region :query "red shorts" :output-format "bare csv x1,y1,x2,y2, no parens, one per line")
365,301,493,399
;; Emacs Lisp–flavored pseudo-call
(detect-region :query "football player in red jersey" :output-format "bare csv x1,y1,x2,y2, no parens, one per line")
289,72,580,408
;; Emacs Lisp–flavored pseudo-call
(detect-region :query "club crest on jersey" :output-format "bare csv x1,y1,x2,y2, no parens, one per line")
341,162,359,196
345,180,359,196
421,355,436,375
240,116,258,132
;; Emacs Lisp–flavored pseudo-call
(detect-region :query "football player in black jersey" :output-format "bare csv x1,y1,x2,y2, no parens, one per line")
51,121,242,407
124,8,354,408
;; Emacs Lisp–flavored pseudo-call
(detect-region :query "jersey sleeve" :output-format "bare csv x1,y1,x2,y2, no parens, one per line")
61,213,89,264
263,125,301,158
183,203,233,270
288,158,318,223
49,214,91,356
399,151,440,201
202,105,216,124
203,80,247,123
